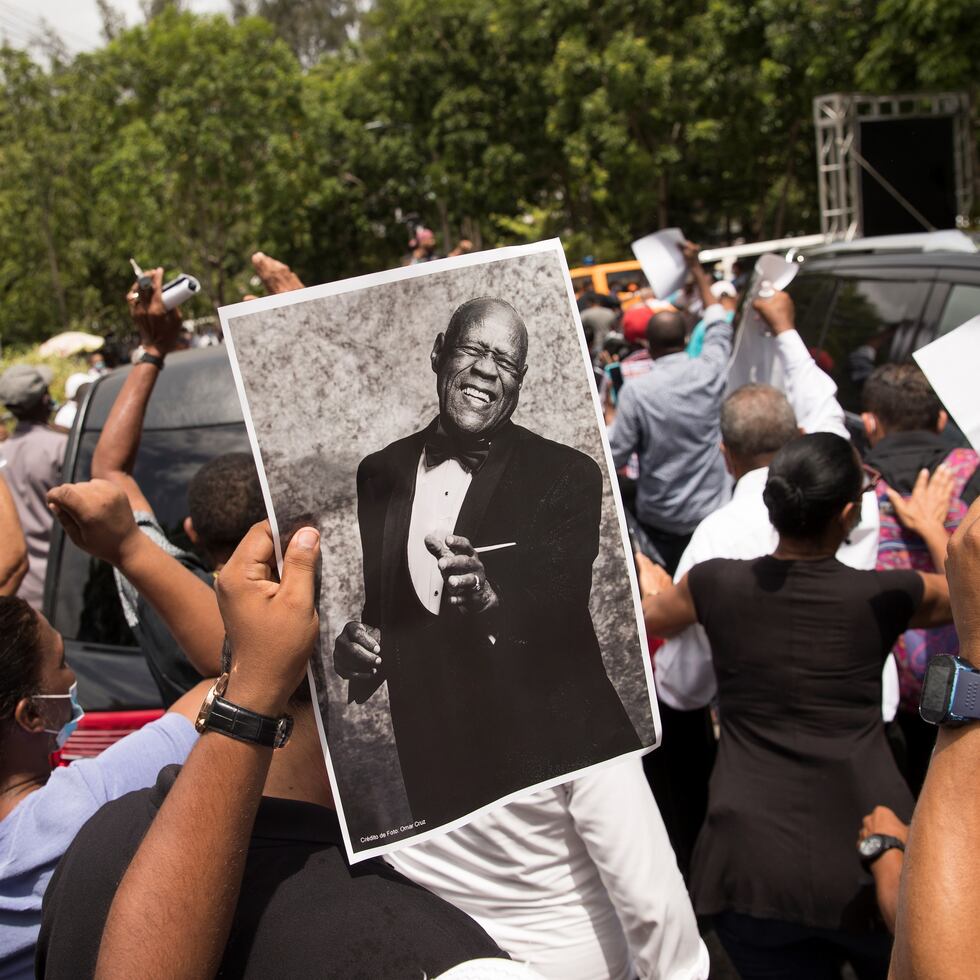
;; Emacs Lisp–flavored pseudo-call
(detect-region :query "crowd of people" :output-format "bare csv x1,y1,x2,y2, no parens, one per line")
0,236,977,980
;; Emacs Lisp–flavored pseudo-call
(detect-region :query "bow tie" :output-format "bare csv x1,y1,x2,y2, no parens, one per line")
424,430,490,474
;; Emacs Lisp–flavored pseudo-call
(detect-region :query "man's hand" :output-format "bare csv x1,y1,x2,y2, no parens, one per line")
946,497,980,664
216,521,320,716
425,533,499,615
859,805,910,845
251,251,304,295
635,552,672,599
127,267,183,357
753,290,796,335
887,465,954,536
333,621,382,680
47,479,142,567
680,240,701,268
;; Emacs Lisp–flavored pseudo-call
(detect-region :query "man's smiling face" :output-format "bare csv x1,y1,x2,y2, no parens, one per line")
431,298,529,441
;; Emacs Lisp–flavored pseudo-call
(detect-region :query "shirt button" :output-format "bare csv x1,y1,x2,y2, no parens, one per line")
434,590,439,596
444,491,449,496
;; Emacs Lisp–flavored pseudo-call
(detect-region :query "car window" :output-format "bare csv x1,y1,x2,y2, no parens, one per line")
819,278,931,412
50,423,251,644
935,283,980,338
786,274,835,348
605,269,649,295
572,274,594,293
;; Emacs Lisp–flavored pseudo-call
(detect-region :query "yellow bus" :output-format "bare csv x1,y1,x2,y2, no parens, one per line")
567,260,649,307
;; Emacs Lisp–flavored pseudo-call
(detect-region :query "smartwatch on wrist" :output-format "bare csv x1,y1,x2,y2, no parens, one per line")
134,348,164,370
920,655,980,726
858,834,905,867
195,674,293,749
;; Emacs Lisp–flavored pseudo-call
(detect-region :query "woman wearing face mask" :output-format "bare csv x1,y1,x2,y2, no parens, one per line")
643,433,953,980
0,597,208,978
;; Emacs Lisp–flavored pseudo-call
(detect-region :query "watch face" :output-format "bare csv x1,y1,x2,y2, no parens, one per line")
921,655,958,725
858,836,882,859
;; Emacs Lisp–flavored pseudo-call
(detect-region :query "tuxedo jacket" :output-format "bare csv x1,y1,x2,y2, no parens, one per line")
350,418,641,826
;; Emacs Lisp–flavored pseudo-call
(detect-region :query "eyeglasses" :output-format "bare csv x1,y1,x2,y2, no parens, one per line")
860,464,882,496
452,343,524,378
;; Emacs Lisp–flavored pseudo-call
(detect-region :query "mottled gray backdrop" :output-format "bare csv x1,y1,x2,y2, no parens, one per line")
225,246,656,845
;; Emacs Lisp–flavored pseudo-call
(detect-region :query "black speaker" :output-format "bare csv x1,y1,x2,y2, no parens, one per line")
859,116,958,236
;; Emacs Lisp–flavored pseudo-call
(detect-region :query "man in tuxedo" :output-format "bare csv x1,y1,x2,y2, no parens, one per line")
334,297,642,829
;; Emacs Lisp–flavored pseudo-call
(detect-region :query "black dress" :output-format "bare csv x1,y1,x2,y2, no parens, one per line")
687,556,922,932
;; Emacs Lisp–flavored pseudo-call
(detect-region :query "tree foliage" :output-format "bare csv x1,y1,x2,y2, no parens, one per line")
0,0,973,344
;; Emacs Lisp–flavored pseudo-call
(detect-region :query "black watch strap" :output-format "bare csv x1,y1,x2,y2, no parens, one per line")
205,696,292,748
860,833,906,867
136,351,165,370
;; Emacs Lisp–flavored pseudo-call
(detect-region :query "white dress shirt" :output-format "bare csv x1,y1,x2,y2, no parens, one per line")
388,758,710,980
654,329,900,718
407,454,472,615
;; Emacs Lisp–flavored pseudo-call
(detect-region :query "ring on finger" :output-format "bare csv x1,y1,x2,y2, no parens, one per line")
473,578,482,592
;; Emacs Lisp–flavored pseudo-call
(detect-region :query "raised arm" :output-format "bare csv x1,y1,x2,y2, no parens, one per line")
0,473,28,595
682,240,715,312
890,498,980,980
755,290,848,439
94,522,320,980
91,267,183,514
48,480,224,676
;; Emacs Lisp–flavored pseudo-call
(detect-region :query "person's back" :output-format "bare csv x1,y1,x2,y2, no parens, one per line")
608,309,731,538
0,366,67,610
38,764,503,979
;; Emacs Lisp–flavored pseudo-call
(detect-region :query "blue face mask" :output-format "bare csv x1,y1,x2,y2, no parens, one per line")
34,682,85,749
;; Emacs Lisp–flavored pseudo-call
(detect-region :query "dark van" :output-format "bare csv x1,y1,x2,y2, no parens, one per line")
43,346,248,756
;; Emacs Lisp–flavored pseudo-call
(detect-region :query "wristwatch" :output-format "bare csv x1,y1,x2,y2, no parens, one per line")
858,834,905,867
920,655,980,726
135,348,164,370
195,674,293,748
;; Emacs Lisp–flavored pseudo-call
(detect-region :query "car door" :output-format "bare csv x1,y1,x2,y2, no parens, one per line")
44,347,249,710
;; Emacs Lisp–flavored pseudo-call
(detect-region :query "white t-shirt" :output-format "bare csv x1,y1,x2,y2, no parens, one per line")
388,759,710,980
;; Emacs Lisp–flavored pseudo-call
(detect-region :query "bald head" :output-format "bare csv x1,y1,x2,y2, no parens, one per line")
433,296,530,441
721,384,800,465
646,311,686,356
444,297,528,363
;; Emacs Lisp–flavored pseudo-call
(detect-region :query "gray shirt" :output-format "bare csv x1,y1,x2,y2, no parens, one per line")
0,423,67,610
608,307,732,534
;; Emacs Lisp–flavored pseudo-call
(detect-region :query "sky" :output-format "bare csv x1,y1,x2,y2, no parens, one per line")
0,0,228,54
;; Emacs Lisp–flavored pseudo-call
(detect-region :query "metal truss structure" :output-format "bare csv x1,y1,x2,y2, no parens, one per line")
813,92,974,240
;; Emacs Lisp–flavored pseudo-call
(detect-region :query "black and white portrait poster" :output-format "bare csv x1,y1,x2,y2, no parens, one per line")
219,240,660,862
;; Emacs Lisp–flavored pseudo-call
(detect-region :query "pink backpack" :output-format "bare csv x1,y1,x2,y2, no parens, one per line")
875,448,979,712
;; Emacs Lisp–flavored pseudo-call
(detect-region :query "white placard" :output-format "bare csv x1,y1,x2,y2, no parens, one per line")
630,228,687,299
726,253,799,394
913,315,980,451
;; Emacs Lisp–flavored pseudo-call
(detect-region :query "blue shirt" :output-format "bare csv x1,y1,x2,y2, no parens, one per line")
0,714,197,978
608,306,732,534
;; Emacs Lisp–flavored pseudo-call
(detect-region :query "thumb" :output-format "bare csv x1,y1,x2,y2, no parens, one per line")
278,526,319,609
46,483,82,518
424,533,452,560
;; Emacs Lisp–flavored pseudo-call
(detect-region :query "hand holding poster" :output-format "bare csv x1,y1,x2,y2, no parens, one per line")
725,253,799,395
218,240,659,862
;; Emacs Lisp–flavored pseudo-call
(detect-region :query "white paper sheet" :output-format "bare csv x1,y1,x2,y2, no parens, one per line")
630,228,687,299
913,315,980,451
725,253,799,394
